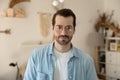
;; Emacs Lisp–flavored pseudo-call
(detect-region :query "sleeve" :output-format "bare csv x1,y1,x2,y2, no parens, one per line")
23,50,37,80
86,57,98,80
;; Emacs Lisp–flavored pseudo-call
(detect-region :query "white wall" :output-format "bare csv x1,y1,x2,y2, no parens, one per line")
104,0,120,25
0,0,103,80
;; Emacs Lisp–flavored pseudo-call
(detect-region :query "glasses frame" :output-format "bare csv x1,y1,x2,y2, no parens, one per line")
54,25,74,32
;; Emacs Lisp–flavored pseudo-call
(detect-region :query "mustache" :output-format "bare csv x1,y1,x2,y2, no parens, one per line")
58,35,69,38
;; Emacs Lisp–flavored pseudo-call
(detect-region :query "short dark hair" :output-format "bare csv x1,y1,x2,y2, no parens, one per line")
52,8,76,28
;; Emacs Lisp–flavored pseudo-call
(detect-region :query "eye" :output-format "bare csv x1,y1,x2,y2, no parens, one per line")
56,25,62,30
65,25,73,31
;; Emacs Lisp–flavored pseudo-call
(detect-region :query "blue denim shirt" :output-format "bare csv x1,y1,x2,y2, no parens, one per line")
24,42,98,80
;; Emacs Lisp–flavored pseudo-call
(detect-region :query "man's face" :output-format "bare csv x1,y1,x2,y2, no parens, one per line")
53,15,75,45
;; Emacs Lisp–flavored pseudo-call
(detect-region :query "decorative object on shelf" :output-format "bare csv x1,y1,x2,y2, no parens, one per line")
9,0,31,8
0,11,7,17
52,0,64,10
0,29,11,35
0,0,30,18
1,8,25,18
15,8,25,18
110,42,117,51
95,10,120,37
5,8,25,18
9,62,22,80
7,8,14,17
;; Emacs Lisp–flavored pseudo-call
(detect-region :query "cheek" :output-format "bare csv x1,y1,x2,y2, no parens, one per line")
53,30,59,35
53,32,59,38
68,31,74,36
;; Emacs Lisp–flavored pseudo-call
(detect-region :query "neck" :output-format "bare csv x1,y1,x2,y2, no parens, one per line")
54,41,71,53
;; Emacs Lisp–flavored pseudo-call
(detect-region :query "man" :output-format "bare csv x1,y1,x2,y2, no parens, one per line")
24,8,98,80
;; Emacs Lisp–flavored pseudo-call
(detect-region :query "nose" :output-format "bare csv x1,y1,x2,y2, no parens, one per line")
61,28,67,35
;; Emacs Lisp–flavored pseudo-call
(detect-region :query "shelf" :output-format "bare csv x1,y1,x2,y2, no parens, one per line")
99,62,106,64
106,37,120,40
95,37,120,79
94,46,106,80
21,40,51,47
106,51,120,53
0,17,25,19
106,37,120,79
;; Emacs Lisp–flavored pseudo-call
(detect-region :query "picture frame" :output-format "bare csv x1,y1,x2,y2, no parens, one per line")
110,42,117,51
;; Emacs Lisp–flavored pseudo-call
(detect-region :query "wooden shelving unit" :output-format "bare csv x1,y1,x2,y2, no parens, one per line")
94,37,120,80
94,46,106,80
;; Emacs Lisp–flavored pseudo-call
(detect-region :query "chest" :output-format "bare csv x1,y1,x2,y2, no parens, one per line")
36,56,87,80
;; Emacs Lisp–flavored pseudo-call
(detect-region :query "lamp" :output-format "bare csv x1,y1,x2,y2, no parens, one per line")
52,0,64,10
52,0,59,6
59,0,64,3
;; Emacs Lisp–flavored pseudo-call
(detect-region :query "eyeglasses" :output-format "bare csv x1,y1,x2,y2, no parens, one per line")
55,25,74,32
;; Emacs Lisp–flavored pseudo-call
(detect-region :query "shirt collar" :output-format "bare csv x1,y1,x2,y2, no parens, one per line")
71,47,79,58
48,42,54,55
48,42,79,58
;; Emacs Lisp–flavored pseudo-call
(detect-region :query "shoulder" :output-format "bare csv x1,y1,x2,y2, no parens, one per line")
34,44,50,52
30,43,52,58
72,47,94,68
72,47,93,62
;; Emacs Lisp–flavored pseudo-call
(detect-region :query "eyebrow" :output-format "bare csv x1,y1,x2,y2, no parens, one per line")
55,24,72,27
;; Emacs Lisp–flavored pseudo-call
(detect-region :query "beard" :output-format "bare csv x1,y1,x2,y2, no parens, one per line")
55,35,73,45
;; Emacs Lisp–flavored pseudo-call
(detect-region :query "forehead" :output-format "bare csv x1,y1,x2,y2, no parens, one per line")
55,15,74,25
